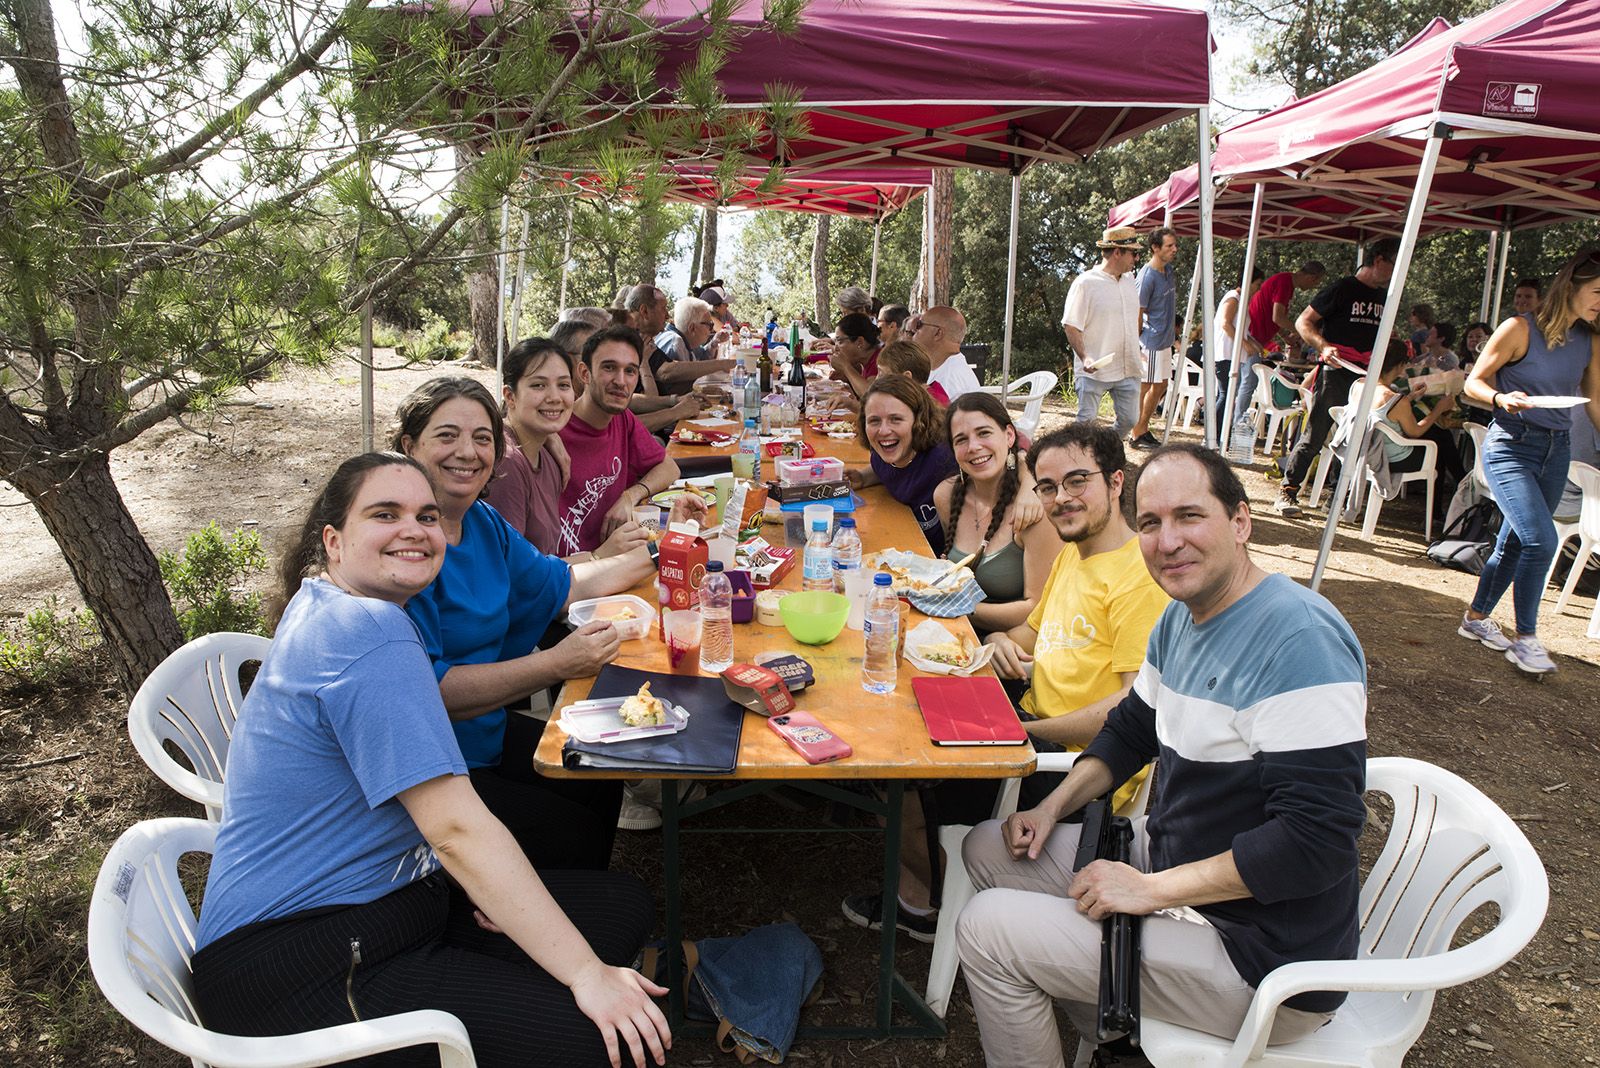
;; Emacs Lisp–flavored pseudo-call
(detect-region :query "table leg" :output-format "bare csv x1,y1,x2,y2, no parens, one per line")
662,781,685,1026
878,780,903,1034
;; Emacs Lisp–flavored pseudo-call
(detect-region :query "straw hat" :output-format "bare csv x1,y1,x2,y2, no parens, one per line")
1096,225,1143,249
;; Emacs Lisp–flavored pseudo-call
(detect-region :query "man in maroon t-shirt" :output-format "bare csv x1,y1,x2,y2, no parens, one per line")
1247,261,1326,354
557,326,681,555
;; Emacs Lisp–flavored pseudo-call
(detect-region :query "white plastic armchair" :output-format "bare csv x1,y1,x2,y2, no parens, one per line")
982,370,1059,439
1251,364,1304,458
1361,422,1438,541
128,632,271,821
1550,461,1599,612
88,818,476,1068
1138,756,1549,1068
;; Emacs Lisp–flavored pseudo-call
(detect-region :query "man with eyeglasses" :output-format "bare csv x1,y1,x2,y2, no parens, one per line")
986,423,1168,804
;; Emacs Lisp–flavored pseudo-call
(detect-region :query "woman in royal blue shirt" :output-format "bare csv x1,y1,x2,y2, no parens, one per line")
193,453,669,1068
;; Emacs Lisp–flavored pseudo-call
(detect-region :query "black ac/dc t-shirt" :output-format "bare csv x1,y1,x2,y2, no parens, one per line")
1309,275,1387,359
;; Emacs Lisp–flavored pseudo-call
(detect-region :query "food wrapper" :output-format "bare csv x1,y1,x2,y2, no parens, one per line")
904,620,996,676
865,549,986,618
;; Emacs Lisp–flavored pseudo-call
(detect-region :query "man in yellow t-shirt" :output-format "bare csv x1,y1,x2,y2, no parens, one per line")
986,424,1169,809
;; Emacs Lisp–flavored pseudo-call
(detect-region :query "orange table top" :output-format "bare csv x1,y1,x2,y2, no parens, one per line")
536,437,1035,782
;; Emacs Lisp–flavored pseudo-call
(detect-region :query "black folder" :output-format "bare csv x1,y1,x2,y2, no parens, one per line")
561,665,747,774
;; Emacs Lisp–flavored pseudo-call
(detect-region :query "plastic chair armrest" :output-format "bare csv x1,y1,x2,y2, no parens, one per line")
170,1010,475,1068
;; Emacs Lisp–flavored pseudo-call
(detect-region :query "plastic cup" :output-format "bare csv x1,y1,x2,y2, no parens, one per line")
707,535,736,569
803,503,833,538
634,507,662,542
842,570,871,630
714,476,734,524
666,610,703,675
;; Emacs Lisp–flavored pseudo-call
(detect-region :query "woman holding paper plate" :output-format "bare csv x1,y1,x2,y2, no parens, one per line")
1457,247,1600,674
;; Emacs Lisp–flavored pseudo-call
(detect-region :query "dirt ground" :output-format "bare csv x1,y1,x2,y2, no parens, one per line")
2,357,1597,1067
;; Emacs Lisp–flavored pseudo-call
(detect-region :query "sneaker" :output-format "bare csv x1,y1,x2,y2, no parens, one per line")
1129,432,1159,451
840,891,938,944
1272,490,1302,518
1457,613,1513,651
1505,635,1557,674
1089,1045,1153,1067
617,781,707,831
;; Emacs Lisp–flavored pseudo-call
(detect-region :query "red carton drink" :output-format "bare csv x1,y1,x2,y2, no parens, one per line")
658,528,708,639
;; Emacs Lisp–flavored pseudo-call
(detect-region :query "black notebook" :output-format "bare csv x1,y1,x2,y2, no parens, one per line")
561,665,747,774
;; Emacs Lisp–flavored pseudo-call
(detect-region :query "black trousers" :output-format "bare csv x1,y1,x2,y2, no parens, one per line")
480,712,623,871
193,871,654,1068
1283,364,1361,491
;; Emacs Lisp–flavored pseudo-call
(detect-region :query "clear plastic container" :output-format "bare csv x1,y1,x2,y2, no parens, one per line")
830,516,862,592
700,561,735,674
564,594,654,641
775,456,846,486
862,572,899,694
802,520,834,592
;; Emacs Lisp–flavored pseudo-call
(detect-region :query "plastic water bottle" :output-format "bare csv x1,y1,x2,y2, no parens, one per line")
743,372,761,424
734,418,762,482
1228,417,1254,464
731,358,748,393
699,561,734,673
830,516,862,592
803,520,834,591
862,572,899,694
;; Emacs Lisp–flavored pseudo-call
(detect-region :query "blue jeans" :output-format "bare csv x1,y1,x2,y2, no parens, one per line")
1213,360,1231,416
1076,375,1140,437
1231,353,1267,427
1470,421,1571,636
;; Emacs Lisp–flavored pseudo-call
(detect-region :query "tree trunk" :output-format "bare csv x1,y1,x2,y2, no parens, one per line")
688,214,704,294
811,216,832,333
457,145,502,365
698,207,719,284
930,170,955,307
12,454,186,695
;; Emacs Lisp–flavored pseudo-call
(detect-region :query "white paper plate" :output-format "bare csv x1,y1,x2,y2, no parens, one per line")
1520,395,1590,409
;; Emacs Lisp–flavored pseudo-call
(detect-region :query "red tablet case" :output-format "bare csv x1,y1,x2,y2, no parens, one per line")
912,676,1029,746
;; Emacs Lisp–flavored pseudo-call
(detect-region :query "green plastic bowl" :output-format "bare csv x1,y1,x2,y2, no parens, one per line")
778,591,850,645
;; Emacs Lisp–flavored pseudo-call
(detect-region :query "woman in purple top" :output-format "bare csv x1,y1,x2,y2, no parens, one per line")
1458,247,1600,674
486,337,650,562
844,375,959,555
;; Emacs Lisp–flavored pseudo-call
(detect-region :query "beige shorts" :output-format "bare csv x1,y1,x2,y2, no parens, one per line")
1141,345,1174,384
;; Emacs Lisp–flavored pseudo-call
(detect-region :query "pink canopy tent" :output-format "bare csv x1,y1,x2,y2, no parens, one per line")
452,0,1222,428
660,169,926,219
1201,0,1600,588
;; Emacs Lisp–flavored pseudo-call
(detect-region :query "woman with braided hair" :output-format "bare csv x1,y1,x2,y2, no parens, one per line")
934,393,1060,635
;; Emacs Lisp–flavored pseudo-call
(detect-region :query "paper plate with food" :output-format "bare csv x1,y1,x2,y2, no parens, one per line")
556,683,690,743
904,621,996,677
650,485,717,510
671,427,734,446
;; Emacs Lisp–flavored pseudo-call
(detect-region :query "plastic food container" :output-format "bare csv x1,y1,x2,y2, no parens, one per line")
775,456,845,486
565,595,654,641
556,695,690,744
727,569,756,623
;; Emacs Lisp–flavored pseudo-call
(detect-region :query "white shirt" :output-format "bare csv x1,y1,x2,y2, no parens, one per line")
928,351,983,403
1062,266,1141,382
1214,288,1251,358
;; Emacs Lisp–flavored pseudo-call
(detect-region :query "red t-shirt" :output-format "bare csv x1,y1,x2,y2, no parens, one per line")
556,408,667,556
1247,272,1294,345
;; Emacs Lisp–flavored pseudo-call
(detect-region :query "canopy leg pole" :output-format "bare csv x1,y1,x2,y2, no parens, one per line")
923,189,934,310
1000,171,1022,397
1220,183,1264,456
508,207,530,348
360,301,374,452
495,197,510,396
1477,229,1499,322
1195,106,1218,450
1310,125,1447,592
869,217,882,299
1490,224,1512,322
1162,252,1203,445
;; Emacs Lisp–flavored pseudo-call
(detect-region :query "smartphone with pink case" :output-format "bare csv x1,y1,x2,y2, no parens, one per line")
767,712,853,764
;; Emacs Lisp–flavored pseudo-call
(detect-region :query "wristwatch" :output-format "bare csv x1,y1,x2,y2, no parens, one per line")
647,541,660,564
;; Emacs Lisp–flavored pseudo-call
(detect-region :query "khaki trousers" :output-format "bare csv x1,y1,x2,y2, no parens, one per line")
955,819,1332,1068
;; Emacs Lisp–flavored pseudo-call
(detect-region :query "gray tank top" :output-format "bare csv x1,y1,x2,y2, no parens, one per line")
971,539,1025,605
1496,313,1592,431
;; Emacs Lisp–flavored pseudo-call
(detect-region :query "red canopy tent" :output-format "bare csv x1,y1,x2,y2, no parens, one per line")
659,168,927,219
454,0,1222,427
1198,0,1600,587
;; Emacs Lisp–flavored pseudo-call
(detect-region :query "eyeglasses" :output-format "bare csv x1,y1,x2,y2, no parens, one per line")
1034,470,1104,499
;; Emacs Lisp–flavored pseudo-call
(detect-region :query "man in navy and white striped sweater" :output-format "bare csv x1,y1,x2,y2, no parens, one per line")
957,443,1368,1068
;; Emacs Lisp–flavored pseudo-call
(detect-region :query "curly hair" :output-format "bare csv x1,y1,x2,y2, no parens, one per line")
857,374,944,457
389,376,505,466
942,393,1021,556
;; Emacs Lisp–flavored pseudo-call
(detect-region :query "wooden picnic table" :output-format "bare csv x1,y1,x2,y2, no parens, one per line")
533,420,1035,1038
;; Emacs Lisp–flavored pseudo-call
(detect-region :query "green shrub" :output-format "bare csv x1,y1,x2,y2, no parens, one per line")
158,524,269,640
408,310,471,363
0,598,101,691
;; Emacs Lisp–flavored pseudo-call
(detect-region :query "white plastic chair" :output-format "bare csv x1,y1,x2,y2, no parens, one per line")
981,370,1059,440
1360,422,1438,542
1464,422,1494,503
1174,360,1207,430
1251,365,1304,458
1551,461,1600,613
1305,407,1352,512
924,752,1154,1018
88,817,475,1068
1137,756,1548,1068
128,632,272,821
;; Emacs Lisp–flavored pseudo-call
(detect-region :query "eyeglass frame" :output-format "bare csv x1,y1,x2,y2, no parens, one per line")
1034,469,1106,499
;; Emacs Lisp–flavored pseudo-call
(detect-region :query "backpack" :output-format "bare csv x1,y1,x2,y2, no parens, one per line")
1425,498,1501,574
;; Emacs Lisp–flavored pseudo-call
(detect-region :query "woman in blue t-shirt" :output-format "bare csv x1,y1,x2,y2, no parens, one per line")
1458,248,1600,674
192,453,670,1068
392,376,658,869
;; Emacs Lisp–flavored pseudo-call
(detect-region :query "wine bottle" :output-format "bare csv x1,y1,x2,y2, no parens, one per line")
758,335,773,393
